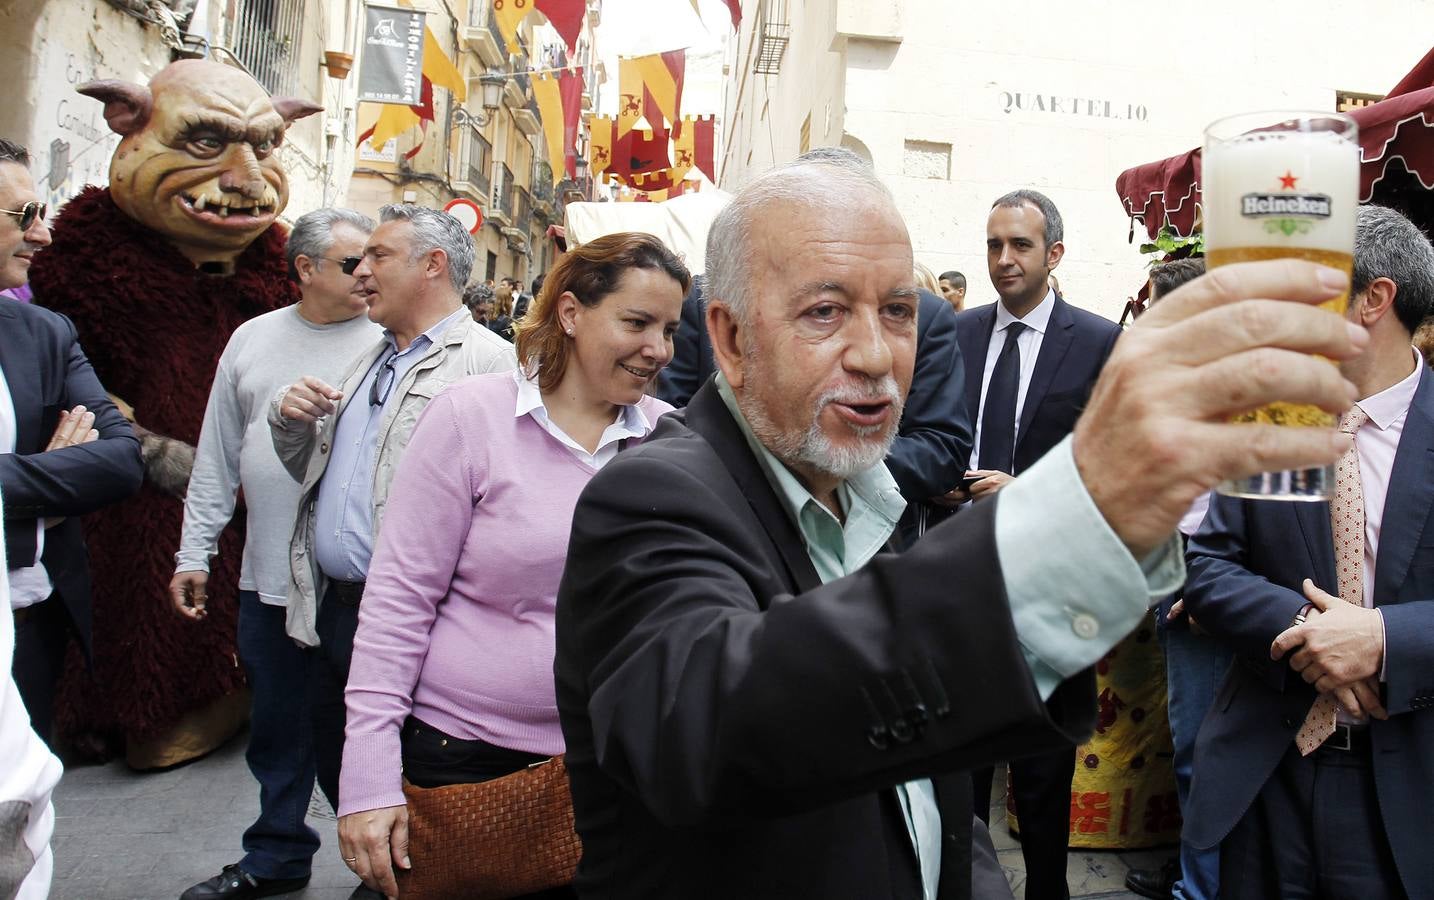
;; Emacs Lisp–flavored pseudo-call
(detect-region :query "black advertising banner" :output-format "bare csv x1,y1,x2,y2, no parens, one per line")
358,4,426,106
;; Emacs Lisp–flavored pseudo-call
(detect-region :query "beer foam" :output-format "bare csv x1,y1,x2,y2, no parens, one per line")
1203,129,1358,252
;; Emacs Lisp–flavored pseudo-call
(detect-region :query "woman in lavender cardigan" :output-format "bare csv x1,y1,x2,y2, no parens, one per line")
336,233,689,898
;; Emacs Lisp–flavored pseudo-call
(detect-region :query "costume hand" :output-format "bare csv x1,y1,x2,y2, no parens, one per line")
339,805,410,899
279,376,342,424
169,570,209,621
1073,260,1364,559
1271,579,1385,696
46,406,98,450
965,469,1013,499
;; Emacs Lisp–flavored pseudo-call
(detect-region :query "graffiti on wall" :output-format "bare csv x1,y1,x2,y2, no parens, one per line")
35,49,122,209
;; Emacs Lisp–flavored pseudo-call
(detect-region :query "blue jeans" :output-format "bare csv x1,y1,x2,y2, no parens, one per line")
237,591,320,880
1161,623,1233,900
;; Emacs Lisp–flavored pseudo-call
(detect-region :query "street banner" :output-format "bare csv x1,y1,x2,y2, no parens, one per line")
533,73,565,184
493,0,531,54
635,50,686,127
588,115,614,178
559,67,584,180
359,4,426,106
535,0,585,54
674,115,716,183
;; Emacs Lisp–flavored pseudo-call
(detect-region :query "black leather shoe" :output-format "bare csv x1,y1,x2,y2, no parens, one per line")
1124,857,1180,900
180,864,310,899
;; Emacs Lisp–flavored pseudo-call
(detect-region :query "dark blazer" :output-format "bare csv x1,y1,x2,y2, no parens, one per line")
954,294,1120,474
0,298,143,658
1183,365,1434,894
555,380,1096,899
655,276,712,408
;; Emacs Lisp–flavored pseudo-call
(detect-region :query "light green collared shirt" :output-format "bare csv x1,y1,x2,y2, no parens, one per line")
715,374,1186,897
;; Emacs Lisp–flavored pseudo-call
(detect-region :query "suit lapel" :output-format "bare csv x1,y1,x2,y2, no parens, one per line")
1373,368,1434,605
685,382,822,594
1016,296,1075,452
0,302,44,453
959,305,996,417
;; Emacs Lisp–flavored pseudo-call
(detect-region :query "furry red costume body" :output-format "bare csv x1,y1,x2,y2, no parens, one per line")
28,186,296,749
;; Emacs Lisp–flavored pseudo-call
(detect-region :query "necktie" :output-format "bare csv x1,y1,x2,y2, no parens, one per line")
1294,405,1370,755
979,322,1027,474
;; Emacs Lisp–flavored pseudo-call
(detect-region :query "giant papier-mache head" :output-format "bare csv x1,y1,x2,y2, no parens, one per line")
79,60,321,266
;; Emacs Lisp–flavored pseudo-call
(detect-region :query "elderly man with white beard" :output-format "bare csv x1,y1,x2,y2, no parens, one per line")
552,148,1366,900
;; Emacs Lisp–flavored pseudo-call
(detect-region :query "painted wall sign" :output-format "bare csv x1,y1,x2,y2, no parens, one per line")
999,91,1148,122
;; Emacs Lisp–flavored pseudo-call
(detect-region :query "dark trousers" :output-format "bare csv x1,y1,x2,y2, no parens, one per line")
972,747,1075,900
237,591,320,880
401,718,575,900
11,595,69,745
309,582,363,813
1220,737,1407,900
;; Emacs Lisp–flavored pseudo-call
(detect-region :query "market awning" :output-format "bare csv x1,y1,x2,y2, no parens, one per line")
1116,82,1434,240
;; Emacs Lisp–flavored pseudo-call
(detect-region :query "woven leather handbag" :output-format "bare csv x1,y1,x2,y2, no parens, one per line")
395,754,583,899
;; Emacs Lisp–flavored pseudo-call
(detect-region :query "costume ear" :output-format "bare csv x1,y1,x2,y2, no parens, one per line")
271,97,323,125
77,80,153,136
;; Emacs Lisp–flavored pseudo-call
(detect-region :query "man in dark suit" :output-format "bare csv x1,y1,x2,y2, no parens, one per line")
659,275,972,545
0,139,144,742
956,190,1121,900
554,148,1363,899
1184,204,1434,899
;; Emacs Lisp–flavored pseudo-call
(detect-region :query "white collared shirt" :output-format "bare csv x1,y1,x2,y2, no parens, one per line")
0,363,52,611
1352,348,1423,610
514,369,652,470
969,288,1057,471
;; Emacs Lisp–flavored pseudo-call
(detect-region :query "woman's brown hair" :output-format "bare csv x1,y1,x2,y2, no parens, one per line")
514,231,691,393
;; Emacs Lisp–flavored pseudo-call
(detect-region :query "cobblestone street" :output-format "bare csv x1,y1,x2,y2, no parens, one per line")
46,730,1171,899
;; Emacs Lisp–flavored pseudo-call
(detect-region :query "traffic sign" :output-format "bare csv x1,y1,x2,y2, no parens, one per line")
444,197,483,234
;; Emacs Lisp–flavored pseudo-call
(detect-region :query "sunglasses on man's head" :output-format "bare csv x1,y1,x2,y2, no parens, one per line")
0,201,46,231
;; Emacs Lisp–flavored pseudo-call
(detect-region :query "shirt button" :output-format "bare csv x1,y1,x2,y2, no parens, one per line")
1072,613,1099,639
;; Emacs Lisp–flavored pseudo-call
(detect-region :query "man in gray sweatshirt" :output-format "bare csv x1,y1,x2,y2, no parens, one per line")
170,208,382,900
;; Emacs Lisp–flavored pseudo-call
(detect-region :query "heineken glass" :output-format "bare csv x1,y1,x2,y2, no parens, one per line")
1203,111,1359,500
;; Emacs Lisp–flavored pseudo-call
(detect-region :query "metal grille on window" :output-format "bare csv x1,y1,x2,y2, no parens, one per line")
230,0,307,97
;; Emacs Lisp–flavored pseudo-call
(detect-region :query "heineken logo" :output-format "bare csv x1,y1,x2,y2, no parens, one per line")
1241,194,1332,217
1239,170,1331,236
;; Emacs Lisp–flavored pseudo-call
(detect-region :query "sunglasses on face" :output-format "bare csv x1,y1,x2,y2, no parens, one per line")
0,201,46,231
319,256,363,275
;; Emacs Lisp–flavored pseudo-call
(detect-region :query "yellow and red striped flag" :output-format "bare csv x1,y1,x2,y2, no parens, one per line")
634,50,685,128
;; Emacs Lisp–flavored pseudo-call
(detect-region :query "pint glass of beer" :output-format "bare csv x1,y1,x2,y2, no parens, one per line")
1203,111,1359,500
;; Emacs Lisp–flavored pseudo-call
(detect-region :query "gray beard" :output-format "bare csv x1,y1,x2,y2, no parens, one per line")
738,376,902,482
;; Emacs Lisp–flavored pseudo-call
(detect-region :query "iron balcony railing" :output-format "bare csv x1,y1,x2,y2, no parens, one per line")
493,163,515,219
466,132,492,197
514,186,533,233
532,161,555,207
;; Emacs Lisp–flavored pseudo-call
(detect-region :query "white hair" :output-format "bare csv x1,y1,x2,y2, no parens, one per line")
705,148,899,325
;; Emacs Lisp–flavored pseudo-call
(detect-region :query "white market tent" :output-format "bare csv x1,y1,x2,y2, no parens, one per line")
561,188,733,274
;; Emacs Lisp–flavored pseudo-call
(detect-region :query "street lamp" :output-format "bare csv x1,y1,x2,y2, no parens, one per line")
453,72,508,129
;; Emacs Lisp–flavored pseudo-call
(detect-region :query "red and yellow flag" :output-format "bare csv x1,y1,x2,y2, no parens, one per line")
588,115,615,178
616,56,645,138
634,50,685,128
673,115,717,183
